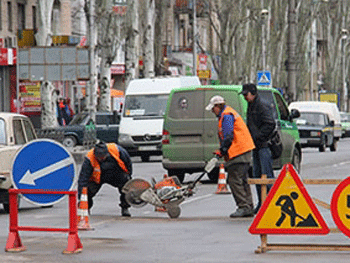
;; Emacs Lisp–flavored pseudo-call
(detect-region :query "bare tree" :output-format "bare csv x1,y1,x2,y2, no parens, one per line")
125,0,139,87
95,1,126,111
154,0,168,76
142,0,156,78
35,0,59,128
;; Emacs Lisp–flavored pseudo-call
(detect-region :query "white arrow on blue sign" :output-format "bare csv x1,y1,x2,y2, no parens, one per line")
11,139,77,206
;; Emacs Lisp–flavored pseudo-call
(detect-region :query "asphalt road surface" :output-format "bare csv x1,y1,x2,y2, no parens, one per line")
1,139,350,262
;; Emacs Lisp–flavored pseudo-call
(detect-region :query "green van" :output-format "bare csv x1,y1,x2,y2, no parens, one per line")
162,85,301,182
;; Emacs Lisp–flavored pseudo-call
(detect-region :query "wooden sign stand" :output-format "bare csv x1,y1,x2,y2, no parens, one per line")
249,173,350,253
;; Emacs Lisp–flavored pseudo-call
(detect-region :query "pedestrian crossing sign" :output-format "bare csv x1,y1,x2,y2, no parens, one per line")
249,164,329,235
257,71,271,86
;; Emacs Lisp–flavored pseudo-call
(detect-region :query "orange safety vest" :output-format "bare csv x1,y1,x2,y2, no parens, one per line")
86,143,129,184
218,106,255,159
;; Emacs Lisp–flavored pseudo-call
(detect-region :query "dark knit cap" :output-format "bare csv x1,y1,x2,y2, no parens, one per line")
94,142,108,158
240,83,257,95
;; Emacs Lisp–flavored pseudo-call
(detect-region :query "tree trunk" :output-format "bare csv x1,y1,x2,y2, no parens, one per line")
98,61,112,112
41,81,59,129
35,0,55,46
143,0,155,78
35,0,58,128
154,0,167,76
125,0,139,87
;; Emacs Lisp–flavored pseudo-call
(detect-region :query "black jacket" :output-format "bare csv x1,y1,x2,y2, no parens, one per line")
246,94,275,149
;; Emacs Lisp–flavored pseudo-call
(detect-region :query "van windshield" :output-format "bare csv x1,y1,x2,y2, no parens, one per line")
124,95,168,117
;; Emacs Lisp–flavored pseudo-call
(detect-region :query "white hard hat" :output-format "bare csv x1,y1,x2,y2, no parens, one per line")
205,95,225,111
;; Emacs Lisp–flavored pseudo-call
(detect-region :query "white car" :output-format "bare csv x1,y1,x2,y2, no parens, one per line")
0,112,37,212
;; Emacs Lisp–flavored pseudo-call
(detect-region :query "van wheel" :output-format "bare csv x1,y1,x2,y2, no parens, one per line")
207,168,219,183
292,148,301,173
330,139,338,152
168,169,185,183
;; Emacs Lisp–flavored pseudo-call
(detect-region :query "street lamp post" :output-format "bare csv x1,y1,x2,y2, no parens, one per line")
341,29,348,112
192,0,197,76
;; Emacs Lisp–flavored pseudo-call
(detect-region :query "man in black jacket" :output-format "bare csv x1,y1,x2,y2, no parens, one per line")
241,83,275,214
78,142,133,217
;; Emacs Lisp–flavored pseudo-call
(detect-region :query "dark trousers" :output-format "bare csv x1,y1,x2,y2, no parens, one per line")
86,173,131,210
226,162,253,210
252,147,274,209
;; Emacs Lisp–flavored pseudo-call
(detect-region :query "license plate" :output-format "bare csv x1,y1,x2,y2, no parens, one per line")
139,146,157,151
300,138,308,144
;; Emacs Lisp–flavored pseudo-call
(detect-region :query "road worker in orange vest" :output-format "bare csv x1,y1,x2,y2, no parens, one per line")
78,142,133,217
206,95,255,218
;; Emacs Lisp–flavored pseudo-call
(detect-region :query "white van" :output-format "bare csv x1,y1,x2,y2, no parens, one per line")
118,76,201,161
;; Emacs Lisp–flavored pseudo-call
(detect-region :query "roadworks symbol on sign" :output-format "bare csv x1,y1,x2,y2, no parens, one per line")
249,164,329,235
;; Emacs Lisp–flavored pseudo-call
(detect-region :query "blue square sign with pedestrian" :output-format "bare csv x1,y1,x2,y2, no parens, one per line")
257,71,271,86
11,139,77,206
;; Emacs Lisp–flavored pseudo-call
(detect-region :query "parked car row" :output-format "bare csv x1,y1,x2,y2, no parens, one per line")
289,101,342,152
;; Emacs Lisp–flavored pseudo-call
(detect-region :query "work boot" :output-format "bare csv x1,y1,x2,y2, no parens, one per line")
121,207,131,217
230,207,254,218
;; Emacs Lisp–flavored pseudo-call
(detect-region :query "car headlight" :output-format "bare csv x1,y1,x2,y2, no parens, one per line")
118,133,131,143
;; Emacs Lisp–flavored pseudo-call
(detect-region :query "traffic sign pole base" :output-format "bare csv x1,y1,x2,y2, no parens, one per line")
255,243,350,253
5,231,26,252
63,233,83,254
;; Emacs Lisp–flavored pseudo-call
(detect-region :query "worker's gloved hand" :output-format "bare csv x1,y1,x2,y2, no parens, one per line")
205,157,218,173
213,150,223,158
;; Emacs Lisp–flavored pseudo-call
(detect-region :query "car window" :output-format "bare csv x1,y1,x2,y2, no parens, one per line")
23,119,36,141
168,91,205,119
13,119,26,145
341,113,350,122
0,119,6,145
70,113,89,125
258,90,278,119
273,92,289,121
96,114,111,125
296,112,326,126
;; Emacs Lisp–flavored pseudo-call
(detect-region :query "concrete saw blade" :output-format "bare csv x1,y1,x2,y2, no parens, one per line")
122,178,152,207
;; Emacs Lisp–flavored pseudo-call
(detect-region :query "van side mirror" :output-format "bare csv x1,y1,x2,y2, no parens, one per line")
289,109,300,120
330,120,335,126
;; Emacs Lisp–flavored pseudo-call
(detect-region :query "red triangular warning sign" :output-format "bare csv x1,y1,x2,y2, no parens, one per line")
249,164,329,235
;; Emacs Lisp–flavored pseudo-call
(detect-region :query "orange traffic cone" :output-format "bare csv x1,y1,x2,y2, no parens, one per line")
77,187,94,230
215,164,231,194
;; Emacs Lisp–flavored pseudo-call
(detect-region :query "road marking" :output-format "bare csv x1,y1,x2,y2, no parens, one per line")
182,194,214,205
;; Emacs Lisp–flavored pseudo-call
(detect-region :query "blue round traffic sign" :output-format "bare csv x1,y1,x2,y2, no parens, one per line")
11,139,77,206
